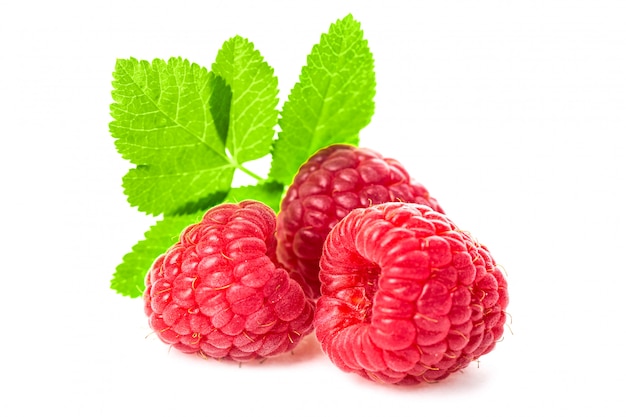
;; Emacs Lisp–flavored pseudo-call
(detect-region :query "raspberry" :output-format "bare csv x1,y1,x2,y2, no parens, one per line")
276,144,443,298
143,201,315,361
314,202,509,384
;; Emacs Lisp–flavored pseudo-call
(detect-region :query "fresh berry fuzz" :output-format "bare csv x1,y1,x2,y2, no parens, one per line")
314,202,509,385
143,201,315,361
276,144,443,298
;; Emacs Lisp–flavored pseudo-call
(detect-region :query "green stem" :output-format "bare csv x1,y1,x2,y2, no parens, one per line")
237,164,265,182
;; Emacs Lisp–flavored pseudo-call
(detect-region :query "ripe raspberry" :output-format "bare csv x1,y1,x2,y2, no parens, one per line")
143,201,315,361
276,144,443,298
314,202,509,384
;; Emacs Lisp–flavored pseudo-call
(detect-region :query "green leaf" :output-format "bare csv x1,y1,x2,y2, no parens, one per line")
210,75,232,145
110,57,236,215
212,36,279,164
224,181,285,212
269,14,376,185
111,212,203,298
122,163,234,216
169,190,228,216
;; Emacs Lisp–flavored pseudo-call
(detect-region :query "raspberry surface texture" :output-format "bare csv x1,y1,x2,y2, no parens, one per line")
143,201,315,361
314,202,509,384
276,144,443,298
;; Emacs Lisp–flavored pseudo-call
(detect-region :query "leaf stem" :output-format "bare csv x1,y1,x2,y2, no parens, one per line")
237,164,265,182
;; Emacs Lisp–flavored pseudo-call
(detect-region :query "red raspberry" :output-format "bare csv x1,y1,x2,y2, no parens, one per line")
143,201,315,361
276,144,443,298
314,202,509,384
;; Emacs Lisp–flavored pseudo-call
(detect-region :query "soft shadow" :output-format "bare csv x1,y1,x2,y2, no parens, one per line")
246,334,325,367
353,362,491,393
164,333,325,368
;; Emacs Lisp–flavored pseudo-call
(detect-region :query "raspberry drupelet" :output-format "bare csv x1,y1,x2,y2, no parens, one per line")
144,201,315,361
314,202,509,384
276,144,443,298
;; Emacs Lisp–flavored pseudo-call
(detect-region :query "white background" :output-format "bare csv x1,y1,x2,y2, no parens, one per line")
1,0,625,415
